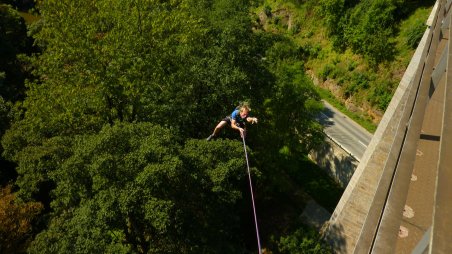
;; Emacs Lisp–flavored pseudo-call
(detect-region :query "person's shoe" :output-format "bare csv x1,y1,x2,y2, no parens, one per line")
206,134,215,141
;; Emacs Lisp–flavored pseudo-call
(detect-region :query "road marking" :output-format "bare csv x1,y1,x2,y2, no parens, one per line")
358,140,367,147
320,112,333,121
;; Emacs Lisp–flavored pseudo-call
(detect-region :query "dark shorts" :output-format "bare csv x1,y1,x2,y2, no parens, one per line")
222,116,245,128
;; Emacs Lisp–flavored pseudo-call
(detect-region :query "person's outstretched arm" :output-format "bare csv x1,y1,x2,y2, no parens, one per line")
246,117,258,124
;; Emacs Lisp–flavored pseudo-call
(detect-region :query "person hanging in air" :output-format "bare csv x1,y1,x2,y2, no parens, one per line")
207,104,258,141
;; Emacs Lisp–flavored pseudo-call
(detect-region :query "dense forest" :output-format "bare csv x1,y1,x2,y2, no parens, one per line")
0,0,434,253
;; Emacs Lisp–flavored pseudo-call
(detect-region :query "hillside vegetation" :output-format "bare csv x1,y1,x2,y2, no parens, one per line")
254,0,435,131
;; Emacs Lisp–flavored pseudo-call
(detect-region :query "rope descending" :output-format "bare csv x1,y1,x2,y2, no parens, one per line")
241,135,262,254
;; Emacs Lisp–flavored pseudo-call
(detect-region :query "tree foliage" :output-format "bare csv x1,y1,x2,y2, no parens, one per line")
0,185,43,253
20,0,265,138
260,38,324,157
405,18,426,49
319,0,403,64
278,226,332,254
1,0,264,200
263,62,323,155
1,0,326,252
29,122,249,253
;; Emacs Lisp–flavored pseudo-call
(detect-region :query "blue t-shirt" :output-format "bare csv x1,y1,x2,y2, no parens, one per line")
231,109,247,127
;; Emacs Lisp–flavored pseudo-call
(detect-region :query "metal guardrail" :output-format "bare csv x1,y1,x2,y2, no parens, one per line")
323,132,359,162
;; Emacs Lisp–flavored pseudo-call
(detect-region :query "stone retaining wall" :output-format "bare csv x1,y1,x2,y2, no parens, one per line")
309,137,359,188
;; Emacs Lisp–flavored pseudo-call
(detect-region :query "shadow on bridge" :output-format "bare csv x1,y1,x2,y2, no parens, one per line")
321,220,347,253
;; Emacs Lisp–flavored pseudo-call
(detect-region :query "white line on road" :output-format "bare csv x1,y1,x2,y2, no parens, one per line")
320,112,332,121
358,140,368,147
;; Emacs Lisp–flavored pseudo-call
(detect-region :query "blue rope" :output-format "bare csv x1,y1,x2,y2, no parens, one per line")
242,135,262,254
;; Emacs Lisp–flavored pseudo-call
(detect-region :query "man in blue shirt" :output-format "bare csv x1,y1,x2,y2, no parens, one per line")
207,104,258,141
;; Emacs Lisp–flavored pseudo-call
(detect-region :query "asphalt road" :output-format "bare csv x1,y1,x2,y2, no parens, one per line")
317,101,373,161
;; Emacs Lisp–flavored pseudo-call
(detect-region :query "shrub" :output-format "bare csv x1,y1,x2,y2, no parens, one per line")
347,60,358,71
318,0,345,36
301,42,322,58
368,80,394,110
406,19,426,49
304,31,314,38
344,72,370,98
289,22,301,35
278,226,332,254
319,64,335,81
266,40,302,63
345,0,398,64
264,5,272,17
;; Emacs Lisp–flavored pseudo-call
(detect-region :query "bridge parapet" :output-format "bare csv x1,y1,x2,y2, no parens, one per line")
323,0,452,252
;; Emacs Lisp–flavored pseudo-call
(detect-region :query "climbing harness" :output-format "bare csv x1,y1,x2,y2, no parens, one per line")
241,135,262,254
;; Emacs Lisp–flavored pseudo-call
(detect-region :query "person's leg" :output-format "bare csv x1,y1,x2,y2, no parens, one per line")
213,121,228,136
207,120,228,141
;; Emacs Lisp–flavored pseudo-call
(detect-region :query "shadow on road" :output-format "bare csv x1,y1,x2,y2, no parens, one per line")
316,106,336,128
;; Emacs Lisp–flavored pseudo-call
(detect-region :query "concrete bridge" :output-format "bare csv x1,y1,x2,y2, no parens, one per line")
323,1,452,253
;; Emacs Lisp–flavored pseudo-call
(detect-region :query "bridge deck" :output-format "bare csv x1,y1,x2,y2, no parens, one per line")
395,38,446,253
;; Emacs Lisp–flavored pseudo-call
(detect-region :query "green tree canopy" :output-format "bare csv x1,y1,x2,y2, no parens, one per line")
1,0,267,201
19,0,266,138
319,0,402,64
28,122,251,253
1,0,327,252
